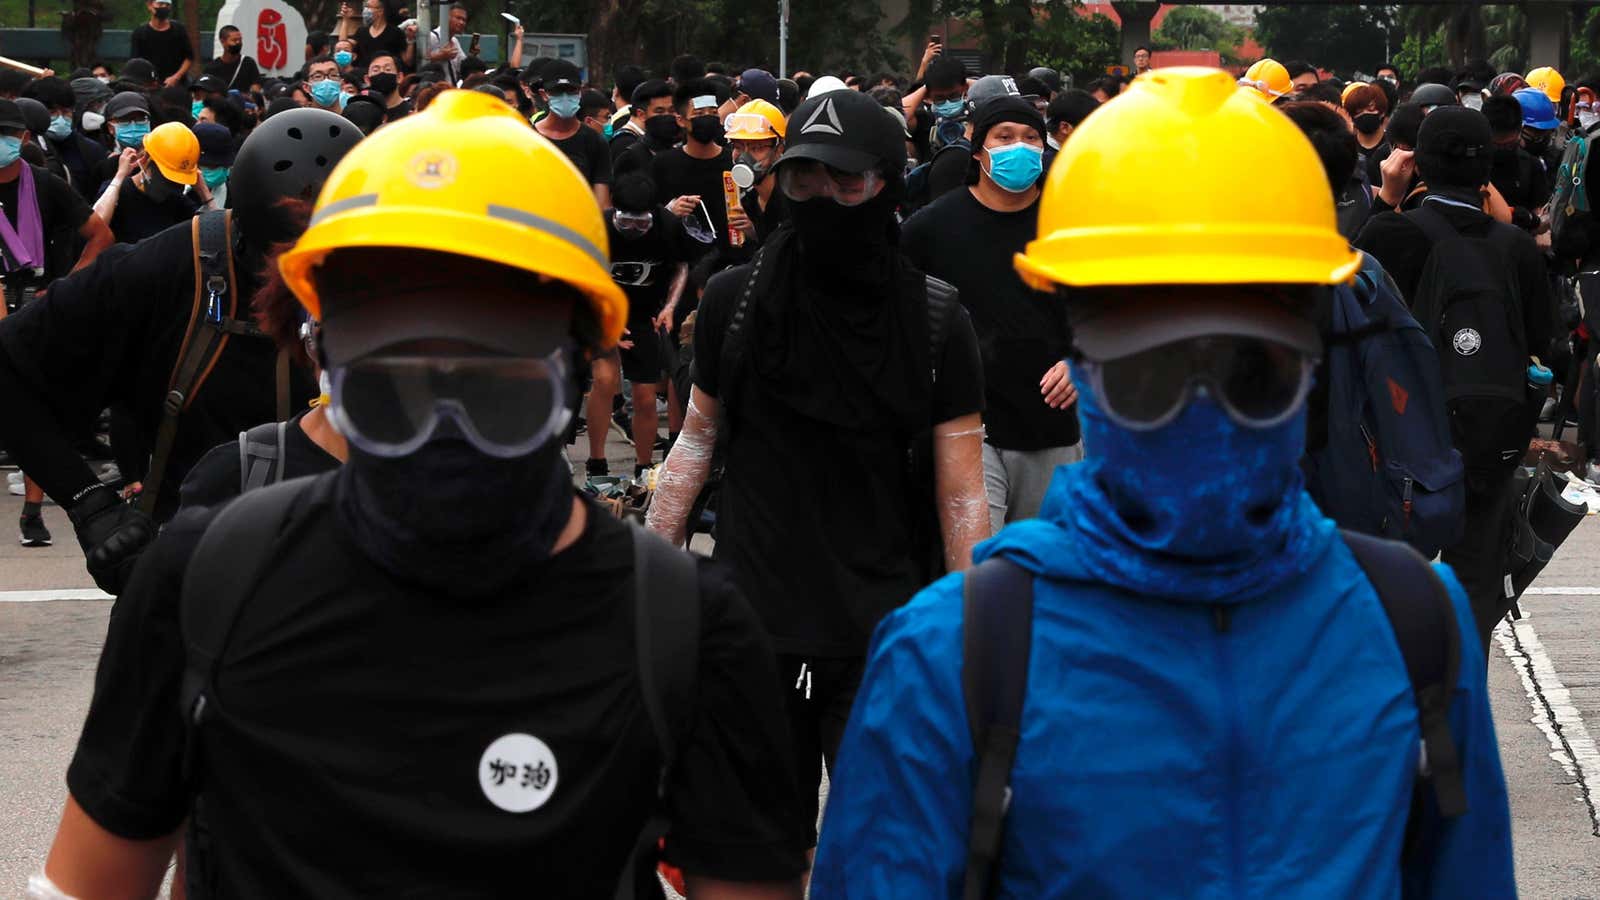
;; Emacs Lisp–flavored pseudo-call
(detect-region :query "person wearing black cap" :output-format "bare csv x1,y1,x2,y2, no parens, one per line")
193,120,234,207
903,94,1077,533
647,87,989,859
130,0,193,87
535,58,612,208
22,77,107,201
1355,106,1555,651
716,67,779,120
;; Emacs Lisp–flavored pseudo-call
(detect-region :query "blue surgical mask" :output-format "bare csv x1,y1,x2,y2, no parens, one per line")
603,121,613,139
309,79,343,107
115,120,150,149
983,142,1044,193
933,98,965,118
339,92,353,110
191,100,205,119
334,50,354,67
0,136,21,167
201,166,229,189
548,93,582,119
362,7,374,25
46,115,72,140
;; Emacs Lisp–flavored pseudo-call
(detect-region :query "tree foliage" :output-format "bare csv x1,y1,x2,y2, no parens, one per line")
1150,6,1245,66
1253,4,1391,76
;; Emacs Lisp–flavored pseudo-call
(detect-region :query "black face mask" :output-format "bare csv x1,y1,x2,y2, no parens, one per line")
788,186,898,273
688,115,724,145
336,431,576,599
644,113,681,146
224,42,242,56
142,169,174,202
1353,112,1384,136
153,6,171,19
369,72,398,96
1493,142,1521,164
1524,133,1552,154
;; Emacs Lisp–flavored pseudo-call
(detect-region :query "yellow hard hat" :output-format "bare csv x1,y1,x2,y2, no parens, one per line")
1526,66,1565,102
1015,67,1361,291
1239,59,1292,100
279,90,627,348
1340,81,1369,104
143,121,199,185
725,99,786,140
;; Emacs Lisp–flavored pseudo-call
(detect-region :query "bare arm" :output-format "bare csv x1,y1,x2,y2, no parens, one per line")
72,211,113,272
653,263,689,331
645,386,719,547
902,83,927,131
685,874,802,900
508,25,524,68
41,795,177,900
593,183,611,210
933,412,988,571
90,149,138,230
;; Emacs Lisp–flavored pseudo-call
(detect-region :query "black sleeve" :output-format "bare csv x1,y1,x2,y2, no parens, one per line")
66,513,214,839
932,301,985,424
587,128,613,187
689,265,744,398
650,154,673,204
927,148,969,201
41,167,91,232
661,558,807,881
177,439,242,511
175,24,194,60
1353,211,1429,304
899,204,934,271
130,26,150,60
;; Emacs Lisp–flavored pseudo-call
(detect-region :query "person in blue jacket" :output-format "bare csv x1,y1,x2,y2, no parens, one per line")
811,68,1515,899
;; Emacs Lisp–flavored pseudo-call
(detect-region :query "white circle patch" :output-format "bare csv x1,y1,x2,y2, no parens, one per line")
1453,328,1482,356
478,732,559,813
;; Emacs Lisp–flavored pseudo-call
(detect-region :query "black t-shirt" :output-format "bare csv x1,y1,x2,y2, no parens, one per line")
383,98,413,123
106,176,199,245
609,127,640,165
651,146,735,256
606,207,692,323
0,163,91,284
925,144,970,205
902,188,1077,451
0,222,316,519
66,479,807,894
353,24,409,73
48,132,109,202
204,54,262,92
551,125,614,187
613,137,658,179
693,260,985,656
178,409,342,510
130,22,193,80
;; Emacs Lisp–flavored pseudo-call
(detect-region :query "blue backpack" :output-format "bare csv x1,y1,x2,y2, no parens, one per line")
1304,252,1465,558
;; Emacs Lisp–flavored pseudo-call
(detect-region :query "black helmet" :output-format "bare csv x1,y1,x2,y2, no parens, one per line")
1028,66,1063,94
14,97,49,137
780,88,907,174
228,106,362,245
1409,82,1459,109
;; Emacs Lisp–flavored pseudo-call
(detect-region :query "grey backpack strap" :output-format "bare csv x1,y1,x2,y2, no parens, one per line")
961,557,1035,900
614,523,701,900
237,421,289,494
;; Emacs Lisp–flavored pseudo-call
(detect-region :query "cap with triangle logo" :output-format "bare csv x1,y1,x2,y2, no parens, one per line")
778,88,907,175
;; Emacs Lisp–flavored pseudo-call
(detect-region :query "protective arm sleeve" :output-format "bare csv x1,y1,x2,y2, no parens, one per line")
1401,567,1516,899
645,387,719,547
934,413,989,572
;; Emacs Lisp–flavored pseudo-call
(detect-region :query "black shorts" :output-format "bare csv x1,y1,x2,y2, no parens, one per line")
775,653,865,846
618,320,664,383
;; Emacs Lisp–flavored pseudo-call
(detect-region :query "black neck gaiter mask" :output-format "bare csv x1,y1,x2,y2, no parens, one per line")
335,428,575,600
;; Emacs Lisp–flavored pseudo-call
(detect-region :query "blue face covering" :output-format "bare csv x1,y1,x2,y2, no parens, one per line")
114,120,150,149
191,100,206,119
0,136,21,167
334,50,354,67
201,166,229,189
983,142,1044,193
339,92,353,110
46,115,72,140
309,79,343,107
933,98,965,118
547,93,582,119
603,121,614,139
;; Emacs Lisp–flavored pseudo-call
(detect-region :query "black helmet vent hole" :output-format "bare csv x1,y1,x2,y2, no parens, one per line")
315,155,328,167
287,127,303,140
273,160,293,172
329,125,342,138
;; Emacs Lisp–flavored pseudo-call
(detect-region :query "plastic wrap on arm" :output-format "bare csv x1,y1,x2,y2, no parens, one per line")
645,389,719,547
26,874,79,900
934,415,990,571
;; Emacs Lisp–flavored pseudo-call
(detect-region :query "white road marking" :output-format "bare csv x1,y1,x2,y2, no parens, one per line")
0,588,112,602
1495,613,1600,835
1524,587,1600,596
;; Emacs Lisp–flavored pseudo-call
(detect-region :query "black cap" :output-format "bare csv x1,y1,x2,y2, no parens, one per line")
543,59,581,92
193,122,234,166
122,57,157,85
1409,82,1458,108
192,74,227,94
1417,105,1492,188
779,88,907,174
13,98,49,135
0,99,26,132
1028,66,1063,93
105,91,151,121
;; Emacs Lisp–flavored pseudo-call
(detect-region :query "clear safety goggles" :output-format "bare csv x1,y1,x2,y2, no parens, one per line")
611,209,653,235
611,260,659,287
778,161,883,207
327,350,573,459
1080,335,1315,432
724,112,777,139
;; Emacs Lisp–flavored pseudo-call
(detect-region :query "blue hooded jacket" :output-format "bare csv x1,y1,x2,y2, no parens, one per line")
811,462,1515,898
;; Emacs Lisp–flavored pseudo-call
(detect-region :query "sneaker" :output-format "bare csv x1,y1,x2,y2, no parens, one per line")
586,457,610,477
1540,397,1559,423
6,470,21,485
7,480,22,497
19,512,51,547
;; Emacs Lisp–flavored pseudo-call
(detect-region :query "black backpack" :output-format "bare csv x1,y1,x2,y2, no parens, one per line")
1403,205,1537,467
177,476,700,900
958,531,1467,900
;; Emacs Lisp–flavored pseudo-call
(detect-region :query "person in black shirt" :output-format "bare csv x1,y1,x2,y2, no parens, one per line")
39,90,806,899
647,88,989,859
364,52,412,122
91,121,204,244
590,172,691,476
724,98,788,248
535,59,612,208
22,76,108,201
903,95,1078,533
204,25,263,93
1483,93,1550,232
612,78,676,177
652,78,734,259
130,0,193,87
353,0,413,73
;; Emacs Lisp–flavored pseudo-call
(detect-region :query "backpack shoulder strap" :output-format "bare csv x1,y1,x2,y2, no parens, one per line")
179,476,317,732
712,247,768,426
961,556,1034,900
237,420,290,494
614,522,701,900
925,274,959,383
1341,530,1467,825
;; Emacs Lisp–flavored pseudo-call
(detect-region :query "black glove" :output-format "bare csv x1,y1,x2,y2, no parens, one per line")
67,484,155,595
